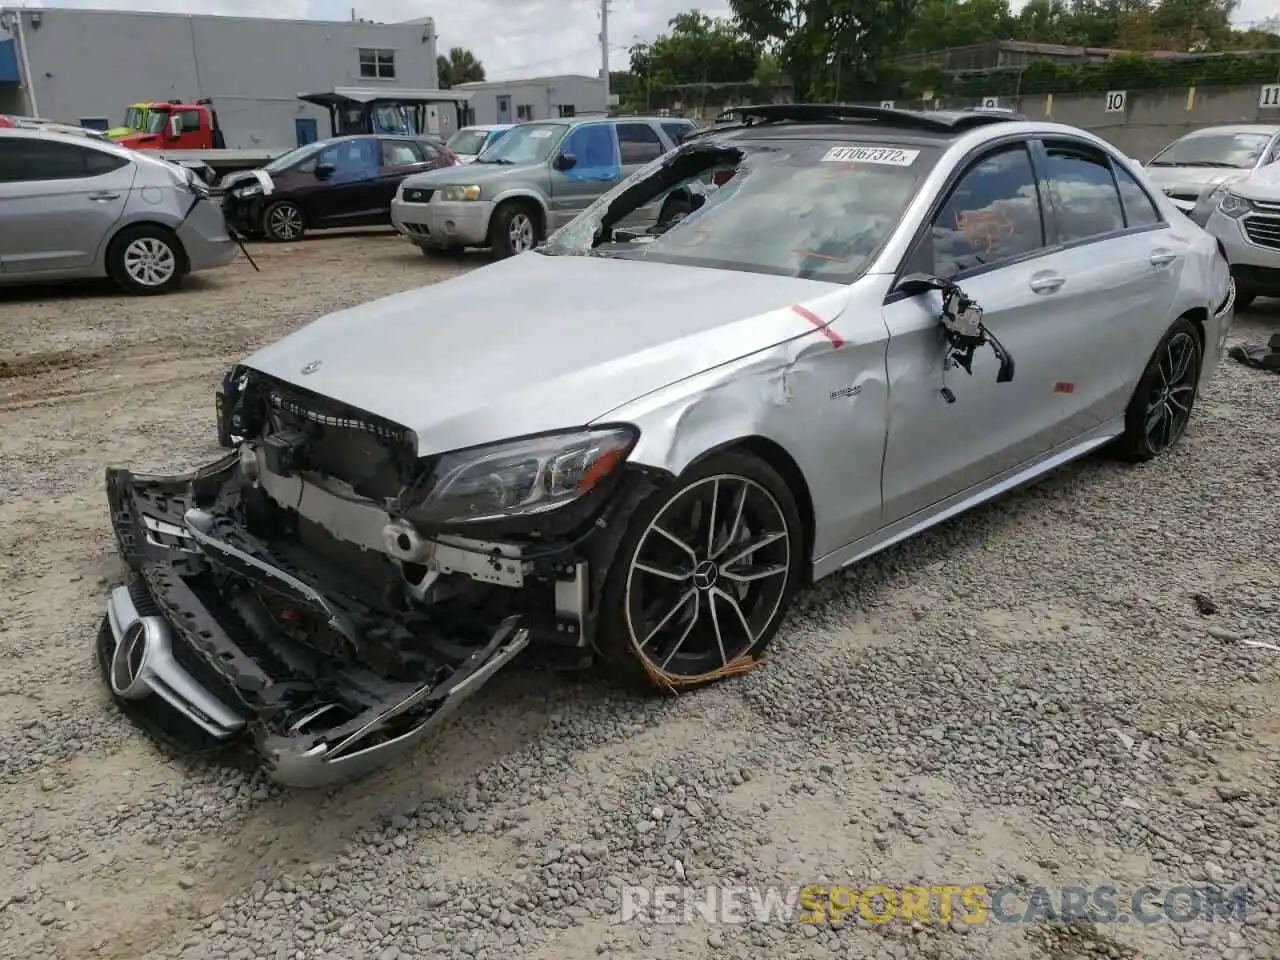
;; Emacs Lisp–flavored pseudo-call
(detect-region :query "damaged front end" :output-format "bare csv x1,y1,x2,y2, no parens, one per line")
101,371,652,787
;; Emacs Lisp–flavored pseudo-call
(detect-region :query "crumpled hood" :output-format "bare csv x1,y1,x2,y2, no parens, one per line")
242,253,849,455
1223,162,1280,203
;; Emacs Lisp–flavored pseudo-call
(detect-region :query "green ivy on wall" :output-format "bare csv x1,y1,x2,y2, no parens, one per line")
860,52,1280,101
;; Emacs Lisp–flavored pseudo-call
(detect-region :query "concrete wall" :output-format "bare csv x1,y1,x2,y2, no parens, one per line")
456,75,605,126
0,7,439,147
874,85,1280,159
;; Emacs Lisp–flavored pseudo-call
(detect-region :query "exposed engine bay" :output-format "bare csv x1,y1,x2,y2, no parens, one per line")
104,368,654,787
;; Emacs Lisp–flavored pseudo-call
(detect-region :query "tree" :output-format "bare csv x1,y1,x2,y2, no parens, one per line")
437,47,485,88
628,11,762,109
731,0,917,100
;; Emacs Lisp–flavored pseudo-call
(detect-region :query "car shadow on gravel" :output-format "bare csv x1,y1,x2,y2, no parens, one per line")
0,273,223,304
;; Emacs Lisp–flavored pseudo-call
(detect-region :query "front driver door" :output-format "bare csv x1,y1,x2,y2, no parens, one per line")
548,122,621,231
880,139,1064,523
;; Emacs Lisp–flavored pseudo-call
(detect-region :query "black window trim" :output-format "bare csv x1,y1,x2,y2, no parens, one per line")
886,132,1053,304
886,132,1169,305
1034,135,1166,251
0,138,131,184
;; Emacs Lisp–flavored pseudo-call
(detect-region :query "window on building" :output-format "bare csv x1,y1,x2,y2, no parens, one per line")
359,48,396,80
616,121,665,164
557,104,576,118
516,104,533,121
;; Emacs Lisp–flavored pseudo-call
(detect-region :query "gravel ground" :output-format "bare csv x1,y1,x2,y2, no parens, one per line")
1,232,1277,960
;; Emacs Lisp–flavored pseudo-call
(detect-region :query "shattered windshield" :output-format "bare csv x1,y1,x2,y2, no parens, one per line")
476,123,565,165
1149,132,1272,169
539,137,938,282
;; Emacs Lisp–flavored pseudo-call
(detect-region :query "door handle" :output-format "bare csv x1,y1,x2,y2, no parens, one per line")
1029,274,1065,294
1150,249,1177,267
88,191,120,201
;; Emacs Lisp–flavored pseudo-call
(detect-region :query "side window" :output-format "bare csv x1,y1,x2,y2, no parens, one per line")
616,122,665,164
84,148,130,177
0,140,108,182
930,143,1047,277
662,121,696,145
1042,142,1126,242
559,123,620,181
321,139,379,183
1112,164,1162,229
179,110,202,133
381,139,422,166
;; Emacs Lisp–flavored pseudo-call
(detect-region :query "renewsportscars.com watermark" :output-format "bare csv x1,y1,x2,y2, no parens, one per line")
619,884,1252,926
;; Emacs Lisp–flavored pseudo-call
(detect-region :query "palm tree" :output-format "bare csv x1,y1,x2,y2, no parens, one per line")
437,47,486,88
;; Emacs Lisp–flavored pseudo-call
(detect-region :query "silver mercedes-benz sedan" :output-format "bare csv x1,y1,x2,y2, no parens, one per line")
98,104,1235,787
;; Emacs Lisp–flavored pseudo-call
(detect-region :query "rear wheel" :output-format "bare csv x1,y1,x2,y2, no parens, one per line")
263,200,305,242
106,224,185,296
593,452,803,694
1112,316,1203,463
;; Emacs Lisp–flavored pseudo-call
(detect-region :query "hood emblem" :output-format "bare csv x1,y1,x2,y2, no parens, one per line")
301,360,322,375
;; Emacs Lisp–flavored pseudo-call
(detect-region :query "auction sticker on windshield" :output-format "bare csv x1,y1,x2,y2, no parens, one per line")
528,129,553,138
820,145,919,166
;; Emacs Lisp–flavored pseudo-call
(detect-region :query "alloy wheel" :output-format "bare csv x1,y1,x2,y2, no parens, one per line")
1144,330,1198,453
269,204,303,241
123,237,177,287
624,475,792,681
508,212,535,253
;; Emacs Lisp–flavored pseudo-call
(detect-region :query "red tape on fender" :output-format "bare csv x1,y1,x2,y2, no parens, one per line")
791,305,844,349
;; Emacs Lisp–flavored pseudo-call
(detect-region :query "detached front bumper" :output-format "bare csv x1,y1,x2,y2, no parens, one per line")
102,459,530,788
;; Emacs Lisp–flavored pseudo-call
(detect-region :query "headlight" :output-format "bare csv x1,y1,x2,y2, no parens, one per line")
439,184,481,202
1219,190,1251,218
233,183,263,199
411,427,637,524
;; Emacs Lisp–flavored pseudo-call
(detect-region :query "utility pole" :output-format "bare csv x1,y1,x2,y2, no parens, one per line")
600,0,610,111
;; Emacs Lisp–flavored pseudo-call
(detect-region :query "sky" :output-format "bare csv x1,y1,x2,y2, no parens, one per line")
9,0,1280,81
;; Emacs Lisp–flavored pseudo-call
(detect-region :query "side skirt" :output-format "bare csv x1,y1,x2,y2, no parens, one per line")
812,420,1123,582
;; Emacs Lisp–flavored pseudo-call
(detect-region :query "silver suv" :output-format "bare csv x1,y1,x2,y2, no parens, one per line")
0,128,238,294
391,115,699,258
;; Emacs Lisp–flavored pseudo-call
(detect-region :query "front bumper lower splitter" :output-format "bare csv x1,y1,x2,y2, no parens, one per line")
101,461,530,788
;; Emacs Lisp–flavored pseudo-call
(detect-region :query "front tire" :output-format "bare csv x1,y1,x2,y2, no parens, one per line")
489,201,539,258
106,225,184,296
262,200,305,242
593,452,803,694
1112,316,1203,463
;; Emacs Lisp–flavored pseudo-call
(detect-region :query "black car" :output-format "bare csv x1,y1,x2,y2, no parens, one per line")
220,134,459,242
